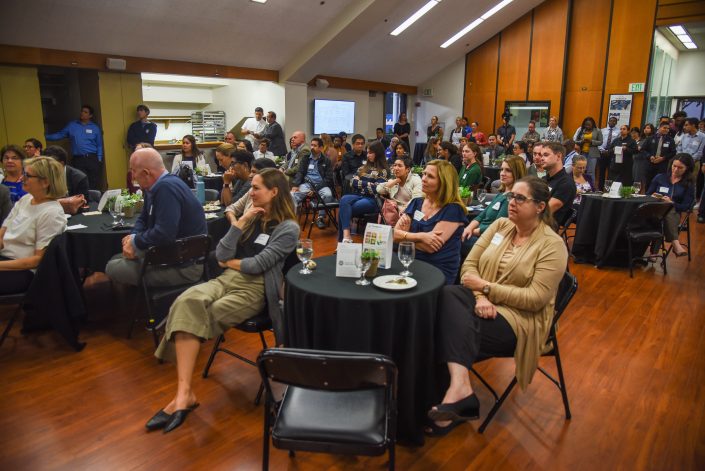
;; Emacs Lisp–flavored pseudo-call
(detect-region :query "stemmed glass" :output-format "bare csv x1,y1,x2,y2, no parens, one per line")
109,197,123,226
296,239,314,275
398,241,415,277
633,181,642,195
355,248,374,286
604,180,613,194
477,190,487,205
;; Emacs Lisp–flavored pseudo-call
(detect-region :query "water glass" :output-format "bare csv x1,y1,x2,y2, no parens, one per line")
604,180,613,193
355,248,374,286
109,198,122,226
633,181,641,195
296,239,314,274
398,241,415,277
477,190,487,204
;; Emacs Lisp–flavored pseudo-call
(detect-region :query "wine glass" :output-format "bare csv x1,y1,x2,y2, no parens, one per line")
398,241,415,277
108,198,122,226
355,248,374,286
633,181,641,195
604,180,613,194
477,190,487,205
296,239,314,275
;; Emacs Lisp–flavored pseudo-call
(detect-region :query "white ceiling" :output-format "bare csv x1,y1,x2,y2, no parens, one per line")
658,22,705,52
0,0,544,86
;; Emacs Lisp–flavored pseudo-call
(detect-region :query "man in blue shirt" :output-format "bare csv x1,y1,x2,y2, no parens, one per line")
105,148,207,288
126,104,158,150
45,105,104,190
291,137,335,228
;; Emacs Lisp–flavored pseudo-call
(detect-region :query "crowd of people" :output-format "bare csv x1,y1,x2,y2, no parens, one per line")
1,103,701,437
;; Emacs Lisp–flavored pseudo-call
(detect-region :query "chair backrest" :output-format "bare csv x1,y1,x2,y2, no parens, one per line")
142,234,211,269
204,188,219,201
88,190,101,203
258,348,397,394
626,201,672,232
553,271,578,324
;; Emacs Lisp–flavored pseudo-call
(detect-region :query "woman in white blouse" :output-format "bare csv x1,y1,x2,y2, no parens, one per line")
0,156,67,294
376,156,423,222
171,135,209,174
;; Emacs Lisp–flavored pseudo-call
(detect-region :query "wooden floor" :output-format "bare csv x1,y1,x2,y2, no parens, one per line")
1,216,704,471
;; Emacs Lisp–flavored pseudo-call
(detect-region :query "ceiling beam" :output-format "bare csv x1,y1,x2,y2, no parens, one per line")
308,75,417,95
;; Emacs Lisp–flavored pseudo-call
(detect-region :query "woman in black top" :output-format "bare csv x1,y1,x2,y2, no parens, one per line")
608,124,638,184
394,112,411,147
427,115,443,141
439,141,462,173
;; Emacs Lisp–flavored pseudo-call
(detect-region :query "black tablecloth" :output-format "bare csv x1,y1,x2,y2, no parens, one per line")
203,175,224,195
66,210,229,272
285,255,445,446
572,194,660,267
484,166,500,182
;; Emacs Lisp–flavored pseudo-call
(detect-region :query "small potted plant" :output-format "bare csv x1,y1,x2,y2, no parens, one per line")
412,166,424,176
619,186,633,199
362,249,381,278
459,186,473,206
120,196,136,218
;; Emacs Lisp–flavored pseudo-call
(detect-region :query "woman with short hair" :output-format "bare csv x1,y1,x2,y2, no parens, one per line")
573,117,603,181
572,155,594,205
2,145,28,203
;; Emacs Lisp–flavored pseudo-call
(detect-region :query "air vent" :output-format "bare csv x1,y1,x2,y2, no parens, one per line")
422,88,433,97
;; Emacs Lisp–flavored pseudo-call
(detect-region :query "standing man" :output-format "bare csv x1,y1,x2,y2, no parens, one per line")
643,121,676,189
598,116,619,190
241,107,266,148
486,134,505,160
341,134,366,194
291,137,335,228
521,121,541,147
496,113,516,149
541,141,576,227
126,104,157,150
254,111,286,157
678,117,705,201
45,105,104,190
339,132,352,152
23,138,43,158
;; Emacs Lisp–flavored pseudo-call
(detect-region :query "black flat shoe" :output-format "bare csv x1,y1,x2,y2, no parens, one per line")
163,403,200,433
427,394,480,422
424,419,465,437
146,409,172,431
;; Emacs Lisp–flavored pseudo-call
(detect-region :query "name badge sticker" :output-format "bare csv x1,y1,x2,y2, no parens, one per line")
492,201,501,210
86,129,93,134
663,143,670,148
413,210,425,221
490,233,504,246
308,163,314,171
658,186,669,194
254,233,270,245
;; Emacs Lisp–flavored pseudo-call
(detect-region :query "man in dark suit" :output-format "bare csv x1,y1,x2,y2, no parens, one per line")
376,128,390,148
43,145,89,214
253,111,286,157
643,121,676,188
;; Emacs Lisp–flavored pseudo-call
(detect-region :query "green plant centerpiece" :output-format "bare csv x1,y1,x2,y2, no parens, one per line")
459,186,473,206
119,190,144,217
411,166,424,176
361,248,381,278
619,186,633,198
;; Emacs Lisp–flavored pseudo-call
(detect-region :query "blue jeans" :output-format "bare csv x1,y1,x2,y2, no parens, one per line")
337,194,378,241
292,183,333,218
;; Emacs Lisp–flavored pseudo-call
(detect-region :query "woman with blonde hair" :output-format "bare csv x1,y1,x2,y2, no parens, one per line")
147,168,299,433
393,159,468,284
542,116,563,142
0,156,67,293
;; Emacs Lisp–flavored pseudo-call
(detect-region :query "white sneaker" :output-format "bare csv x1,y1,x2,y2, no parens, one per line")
342,238,353,243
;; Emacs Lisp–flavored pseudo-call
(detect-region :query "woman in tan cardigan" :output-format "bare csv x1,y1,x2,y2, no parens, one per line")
427,176,568,435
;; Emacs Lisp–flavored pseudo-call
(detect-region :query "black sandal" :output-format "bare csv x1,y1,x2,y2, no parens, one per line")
427,393,480,422
424,420,465,437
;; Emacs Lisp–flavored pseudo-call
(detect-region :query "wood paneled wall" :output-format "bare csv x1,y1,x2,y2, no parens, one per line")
463,0,660,136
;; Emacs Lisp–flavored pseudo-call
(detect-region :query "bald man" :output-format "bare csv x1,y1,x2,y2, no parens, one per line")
105,148,207,288
281,131,310,182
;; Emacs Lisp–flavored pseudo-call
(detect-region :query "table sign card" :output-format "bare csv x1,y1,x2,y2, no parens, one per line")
97,189,122,212
614,145,623,163
608,181,622,198
483,152,490,166
335,242,362,277
363,223,393,269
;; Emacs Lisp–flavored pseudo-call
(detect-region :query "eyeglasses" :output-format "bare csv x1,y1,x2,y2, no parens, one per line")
3,155,21,161
506,192,538,205
23,144,35,149
22,171,44,180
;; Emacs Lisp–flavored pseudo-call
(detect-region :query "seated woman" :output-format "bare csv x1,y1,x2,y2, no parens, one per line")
461,156,526,256
171,135,209,174
572,155,594,205
427,176,568,435
385,136,400,162
149,169,299,433
2,145,28,203
0,156,67,294
439,142,462,173
338,141,389,242
647,153,695,257
393,160,467,284
458,142,483,189
423,137,440,165
394,141,410,162
376,156,423,225
512,140,529,167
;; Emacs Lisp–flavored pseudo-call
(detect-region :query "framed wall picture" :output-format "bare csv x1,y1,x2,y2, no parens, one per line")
608,94,633,127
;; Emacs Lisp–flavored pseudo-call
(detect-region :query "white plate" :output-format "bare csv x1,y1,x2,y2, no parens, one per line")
372,275,417,291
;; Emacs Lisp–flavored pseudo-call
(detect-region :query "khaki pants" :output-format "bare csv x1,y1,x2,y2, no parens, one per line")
154,269,265,362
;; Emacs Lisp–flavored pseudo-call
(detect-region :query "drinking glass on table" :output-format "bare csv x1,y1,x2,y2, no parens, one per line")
108,197,122,226
355,248,374,286
633,181,641,195
477,190,487,205
296,239,314,275
398,241,415,277
604,180,613,194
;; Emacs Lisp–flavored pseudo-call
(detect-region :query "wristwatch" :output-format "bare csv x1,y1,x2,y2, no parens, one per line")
482,284,491,296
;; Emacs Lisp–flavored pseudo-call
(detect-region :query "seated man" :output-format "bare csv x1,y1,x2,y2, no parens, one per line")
540,141,577,227
291,137,336,229
281,131,309,187
253,138,274,160
221,150,254,206
105,148,207,287
340,134,366,193
43,145,89,214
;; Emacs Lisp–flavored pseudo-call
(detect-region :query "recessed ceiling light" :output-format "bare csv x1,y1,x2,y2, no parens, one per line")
683,41,697,49
251,0,267,3
390,0,441,36
669,25,687,36
677,34,692,42
440,0,513,48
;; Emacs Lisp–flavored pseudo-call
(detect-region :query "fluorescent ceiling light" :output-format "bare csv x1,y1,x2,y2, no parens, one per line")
669,25,687,35
390,0,441,36
251,0,267,3
481,0,514,20
440,0,514,48
683,42,697,49
677,34,692,42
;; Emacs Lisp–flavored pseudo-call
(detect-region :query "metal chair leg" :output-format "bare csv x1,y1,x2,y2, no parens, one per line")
552,340,572,419
203,334,225,378
0,305,21,347
478,377,518,433
627,238,634,278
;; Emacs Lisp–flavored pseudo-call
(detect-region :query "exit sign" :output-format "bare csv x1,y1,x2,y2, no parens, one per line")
629,83,645,93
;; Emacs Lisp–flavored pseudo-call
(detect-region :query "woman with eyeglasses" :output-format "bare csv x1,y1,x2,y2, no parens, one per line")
2,145,28,203
426,176,567,436
0,156,67,294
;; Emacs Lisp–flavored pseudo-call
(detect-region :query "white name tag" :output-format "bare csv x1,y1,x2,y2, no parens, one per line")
548,186,553,193
413,210,425,221
86,129,93,134
663,143,670,148
308,163,314,171
492,201,501,210
254,233,270,245
490,233,504,246
658,186,669,194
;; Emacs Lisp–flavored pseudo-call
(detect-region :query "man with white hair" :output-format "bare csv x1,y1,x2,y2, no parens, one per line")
105,148,207,287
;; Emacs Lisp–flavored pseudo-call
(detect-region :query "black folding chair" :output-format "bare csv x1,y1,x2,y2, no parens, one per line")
258,348,397,471
625,201,673,278
301,177,340,238
559,208,578,248
88,189,101,203
128,235,211,348
469,271,578,433
0,293,25,348
665,207,693,262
